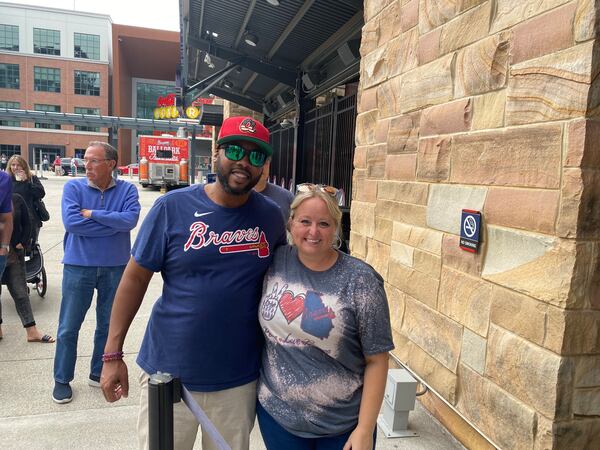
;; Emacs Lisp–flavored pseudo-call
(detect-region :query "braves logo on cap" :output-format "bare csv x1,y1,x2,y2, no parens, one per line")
239,118,257,134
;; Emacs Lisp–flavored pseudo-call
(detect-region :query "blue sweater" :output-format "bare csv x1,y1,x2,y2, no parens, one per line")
62,178,140,266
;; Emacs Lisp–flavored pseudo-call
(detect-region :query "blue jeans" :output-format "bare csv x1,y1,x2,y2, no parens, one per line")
256,402,377,450
53,264,125,384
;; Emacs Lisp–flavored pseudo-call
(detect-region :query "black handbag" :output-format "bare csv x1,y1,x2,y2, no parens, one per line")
33,198,50,222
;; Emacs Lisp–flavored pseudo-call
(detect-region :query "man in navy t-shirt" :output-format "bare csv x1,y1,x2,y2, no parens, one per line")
100,116,287,450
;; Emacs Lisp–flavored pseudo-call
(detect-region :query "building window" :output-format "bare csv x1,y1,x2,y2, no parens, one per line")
0,24,19,51
34,104,61,129
74,107,100,132
74,70,100,96
0,144,21,158
74,32,100,60
33,28,60,55
0,63,19,89
136,82,174,119
34,66,61,92
0,101,20,127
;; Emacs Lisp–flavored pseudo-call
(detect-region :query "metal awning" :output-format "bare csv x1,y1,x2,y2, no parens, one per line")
181,0,363,118
0,106,223,131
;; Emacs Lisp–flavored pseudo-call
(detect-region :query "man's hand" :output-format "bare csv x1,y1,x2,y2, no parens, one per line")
0,247,7,256
100,359,129,402
80,209,92,219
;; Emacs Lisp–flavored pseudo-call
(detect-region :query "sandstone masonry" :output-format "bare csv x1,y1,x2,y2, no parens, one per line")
355,1,600,448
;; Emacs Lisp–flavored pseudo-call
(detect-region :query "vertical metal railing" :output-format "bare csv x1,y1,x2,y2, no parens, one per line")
148,373,181,450
147,372,231,450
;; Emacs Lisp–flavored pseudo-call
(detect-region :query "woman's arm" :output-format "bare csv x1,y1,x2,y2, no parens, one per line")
343,352,389,450
30,175,46,199
19,198,31,249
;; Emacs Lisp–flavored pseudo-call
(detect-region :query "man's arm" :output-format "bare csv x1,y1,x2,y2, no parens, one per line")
100,258,153,402
85,185,141,232
62,182,117,237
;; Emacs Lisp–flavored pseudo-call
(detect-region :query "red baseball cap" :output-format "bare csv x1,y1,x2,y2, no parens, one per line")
217,116,273,156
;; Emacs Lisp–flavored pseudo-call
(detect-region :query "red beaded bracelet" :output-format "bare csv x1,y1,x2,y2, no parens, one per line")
102,351,124,362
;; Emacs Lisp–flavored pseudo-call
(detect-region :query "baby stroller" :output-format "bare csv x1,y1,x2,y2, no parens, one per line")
25,243,47,297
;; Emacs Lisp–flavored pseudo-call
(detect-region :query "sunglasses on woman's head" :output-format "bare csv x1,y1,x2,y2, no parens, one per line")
221,144,267,168
296,183,338,197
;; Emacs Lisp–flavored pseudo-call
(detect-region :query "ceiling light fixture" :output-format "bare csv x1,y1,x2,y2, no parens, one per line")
223,78,234,89
243,31,258,47
266,0,281,5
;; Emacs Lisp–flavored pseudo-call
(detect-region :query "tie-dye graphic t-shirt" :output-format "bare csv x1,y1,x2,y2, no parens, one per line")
258,245,394,438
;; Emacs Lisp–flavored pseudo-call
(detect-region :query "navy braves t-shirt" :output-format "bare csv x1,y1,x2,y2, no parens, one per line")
134,184,286,391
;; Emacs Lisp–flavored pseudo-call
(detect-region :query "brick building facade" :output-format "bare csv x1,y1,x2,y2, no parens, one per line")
0,2,111,165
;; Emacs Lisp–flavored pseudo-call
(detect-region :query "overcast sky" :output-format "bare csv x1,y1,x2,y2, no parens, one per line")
3,0,181,31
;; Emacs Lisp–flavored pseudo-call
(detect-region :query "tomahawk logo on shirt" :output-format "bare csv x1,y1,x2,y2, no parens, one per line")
184,220,270,258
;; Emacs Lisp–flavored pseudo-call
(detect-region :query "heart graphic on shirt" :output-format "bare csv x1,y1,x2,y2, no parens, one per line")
279,290,305,324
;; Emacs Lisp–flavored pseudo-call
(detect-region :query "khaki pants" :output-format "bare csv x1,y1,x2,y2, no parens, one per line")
137,371,257,450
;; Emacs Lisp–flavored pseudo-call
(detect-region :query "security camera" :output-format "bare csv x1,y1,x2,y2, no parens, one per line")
280,118,294,129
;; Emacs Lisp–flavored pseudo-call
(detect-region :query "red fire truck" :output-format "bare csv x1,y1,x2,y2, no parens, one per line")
138,134,190,188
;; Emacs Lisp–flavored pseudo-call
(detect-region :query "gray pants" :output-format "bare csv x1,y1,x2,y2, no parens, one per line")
0,249,35,328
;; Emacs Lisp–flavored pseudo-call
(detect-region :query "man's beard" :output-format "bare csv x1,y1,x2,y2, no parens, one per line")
215,157,262,196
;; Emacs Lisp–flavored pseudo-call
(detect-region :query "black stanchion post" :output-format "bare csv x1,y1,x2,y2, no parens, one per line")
148,372,181,450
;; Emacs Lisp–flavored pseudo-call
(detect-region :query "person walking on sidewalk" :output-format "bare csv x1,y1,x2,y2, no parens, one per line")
6,155,45,245
100,116,286,450
0,193,54,343
0,171,12,280
53,155,61,176
52,141,140,404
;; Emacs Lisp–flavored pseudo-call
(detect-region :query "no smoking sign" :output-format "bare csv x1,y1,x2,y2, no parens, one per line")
460,210,482,253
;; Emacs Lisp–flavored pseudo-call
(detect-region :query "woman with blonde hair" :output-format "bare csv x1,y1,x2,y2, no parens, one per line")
257,184,394,450
6,155,45,245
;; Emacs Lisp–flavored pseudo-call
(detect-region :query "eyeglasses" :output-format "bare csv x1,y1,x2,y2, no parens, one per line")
221,144,267,168
83,158,110,165
296,183,338,196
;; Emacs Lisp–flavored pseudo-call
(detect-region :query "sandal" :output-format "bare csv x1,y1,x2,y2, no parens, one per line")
27,334,55,343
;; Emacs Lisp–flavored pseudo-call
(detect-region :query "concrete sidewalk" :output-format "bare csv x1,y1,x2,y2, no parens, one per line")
0,174,464,449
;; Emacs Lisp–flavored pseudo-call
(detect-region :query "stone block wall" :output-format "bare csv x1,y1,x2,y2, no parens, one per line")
356,1,600,448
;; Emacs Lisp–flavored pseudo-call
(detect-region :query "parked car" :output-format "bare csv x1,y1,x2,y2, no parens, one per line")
60,158,86,176
117,163,139,176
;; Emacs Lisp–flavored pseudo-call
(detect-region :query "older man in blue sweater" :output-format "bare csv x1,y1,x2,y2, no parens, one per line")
52,141,140,404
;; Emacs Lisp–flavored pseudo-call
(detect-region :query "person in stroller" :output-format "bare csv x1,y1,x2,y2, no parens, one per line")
0,193,54,343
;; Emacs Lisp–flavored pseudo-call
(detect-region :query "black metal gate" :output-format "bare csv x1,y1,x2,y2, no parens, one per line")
269,93,357,207
269,124,295,189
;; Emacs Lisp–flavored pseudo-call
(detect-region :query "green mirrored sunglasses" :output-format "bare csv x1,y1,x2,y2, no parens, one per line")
222,144,267,168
